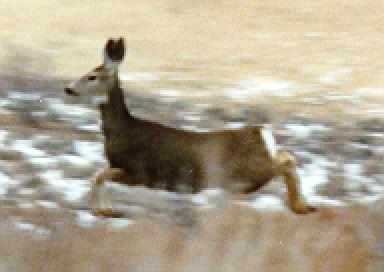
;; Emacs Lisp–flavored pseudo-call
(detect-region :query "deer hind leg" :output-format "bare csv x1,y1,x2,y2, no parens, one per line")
275,150,316,214
90,167,127,217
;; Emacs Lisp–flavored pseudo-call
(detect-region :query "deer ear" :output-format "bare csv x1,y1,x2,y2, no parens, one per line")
104,37,125,69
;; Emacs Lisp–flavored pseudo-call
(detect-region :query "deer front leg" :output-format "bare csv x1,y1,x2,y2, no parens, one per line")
275,150,316,214
90,167,126,217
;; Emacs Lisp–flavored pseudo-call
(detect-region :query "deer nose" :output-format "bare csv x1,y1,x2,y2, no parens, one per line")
64,87,78,96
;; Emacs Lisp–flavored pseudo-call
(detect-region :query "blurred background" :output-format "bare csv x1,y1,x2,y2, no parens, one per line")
0,1,383,271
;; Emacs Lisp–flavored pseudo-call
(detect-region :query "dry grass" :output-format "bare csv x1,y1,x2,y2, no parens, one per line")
0,200,383,272
1,2,383,271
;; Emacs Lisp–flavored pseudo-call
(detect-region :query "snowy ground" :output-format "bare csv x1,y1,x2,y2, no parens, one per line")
0,74,383,229
1,1,383,270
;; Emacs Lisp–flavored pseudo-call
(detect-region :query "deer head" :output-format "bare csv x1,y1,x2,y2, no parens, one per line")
65,37,125,96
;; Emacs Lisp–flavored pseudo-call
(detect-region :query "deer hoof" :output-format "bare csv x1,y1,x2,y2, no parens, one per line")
291,202,317,214
93,209,124,218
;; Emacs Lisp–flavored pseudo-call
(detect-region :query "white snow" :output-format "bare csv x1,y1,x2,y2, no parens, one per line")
72,141,105,162
325,91,357,101
58,154,91,166
62,183,90,203
91,95,108,105
14,221,36,231
353,194,384,204
180,114,204,122
78,123,101,132
155,89,184,103
0,98,11,107
7,91,42,101
13,220,51,237
224,122,246,129
180,125,203,132
245,195,285,211
284,123,330,139
17,201,35,209
344,163,362,177
306,195,346,206
39,170,90,202
28,157,59,168
46,98,98,118
76,210,98,228
109,218,135,229
355,87,384,96
18,188,35,195
0,172,20,194
156,89,182,97
191,189,227,207
298,154,336,197
36,200,59,209
120,72,159,82
226,78,296,101
0,130,8,144
318,68,351,85
11,139,46,157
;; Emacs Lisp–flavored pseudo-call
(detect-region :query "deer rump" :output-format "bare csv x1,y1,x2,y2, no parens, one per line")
99,93,275,194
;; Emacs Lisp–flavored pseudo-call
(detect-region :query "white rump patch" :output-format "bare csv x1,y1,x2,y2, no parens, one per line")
260,125,277,158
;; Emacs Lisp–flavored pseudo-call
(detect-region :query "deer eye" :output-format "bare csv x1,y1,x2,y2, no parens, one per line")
88,75,97,81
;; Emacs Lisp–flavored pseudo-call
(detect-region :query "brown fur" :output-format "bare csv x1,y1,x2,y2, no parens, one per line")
66,38,315,215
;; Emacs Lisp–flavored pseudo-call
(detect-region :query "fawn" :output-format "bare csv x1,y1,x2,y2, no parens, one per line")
65,38,315,215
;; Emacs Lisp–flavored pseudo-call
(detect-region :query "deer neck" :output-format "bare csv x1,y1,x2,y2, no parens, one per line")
106,75,131,119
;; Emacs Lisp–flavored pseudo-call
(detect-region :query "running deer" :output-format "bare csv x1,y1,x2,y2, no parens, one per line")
65,38,315,216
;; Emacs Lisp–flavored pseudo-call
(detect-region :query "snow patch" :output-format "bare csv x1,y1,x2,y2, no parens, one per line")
58,154,91,166
8,91,42,101
180,114,204,122
285,123,330,139
226,78,296,101
245,195,285,211
36,200,59,209
0,172,19,194
325,91,357,101
13,220,51,237
39,170,90,202
72,141,105,162
318,68,351,85
120,72,159,82
306,195,346,206
76,210,98,228
28,157,59,168
11,139,46,157
109,218,135,229
298,154,336,196
91,95,108,105
191,189,227,207
224,122,246,130
355,87,384,96
78,123,101,132
62,182,90,203
46,98,98,118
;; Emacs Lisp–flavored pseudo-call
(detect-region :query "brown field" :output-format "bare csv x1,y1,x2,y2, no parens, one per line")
1,0,384,121
0,200,383,272
1,1,384,271
2,1,383,130
0,0,383,83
